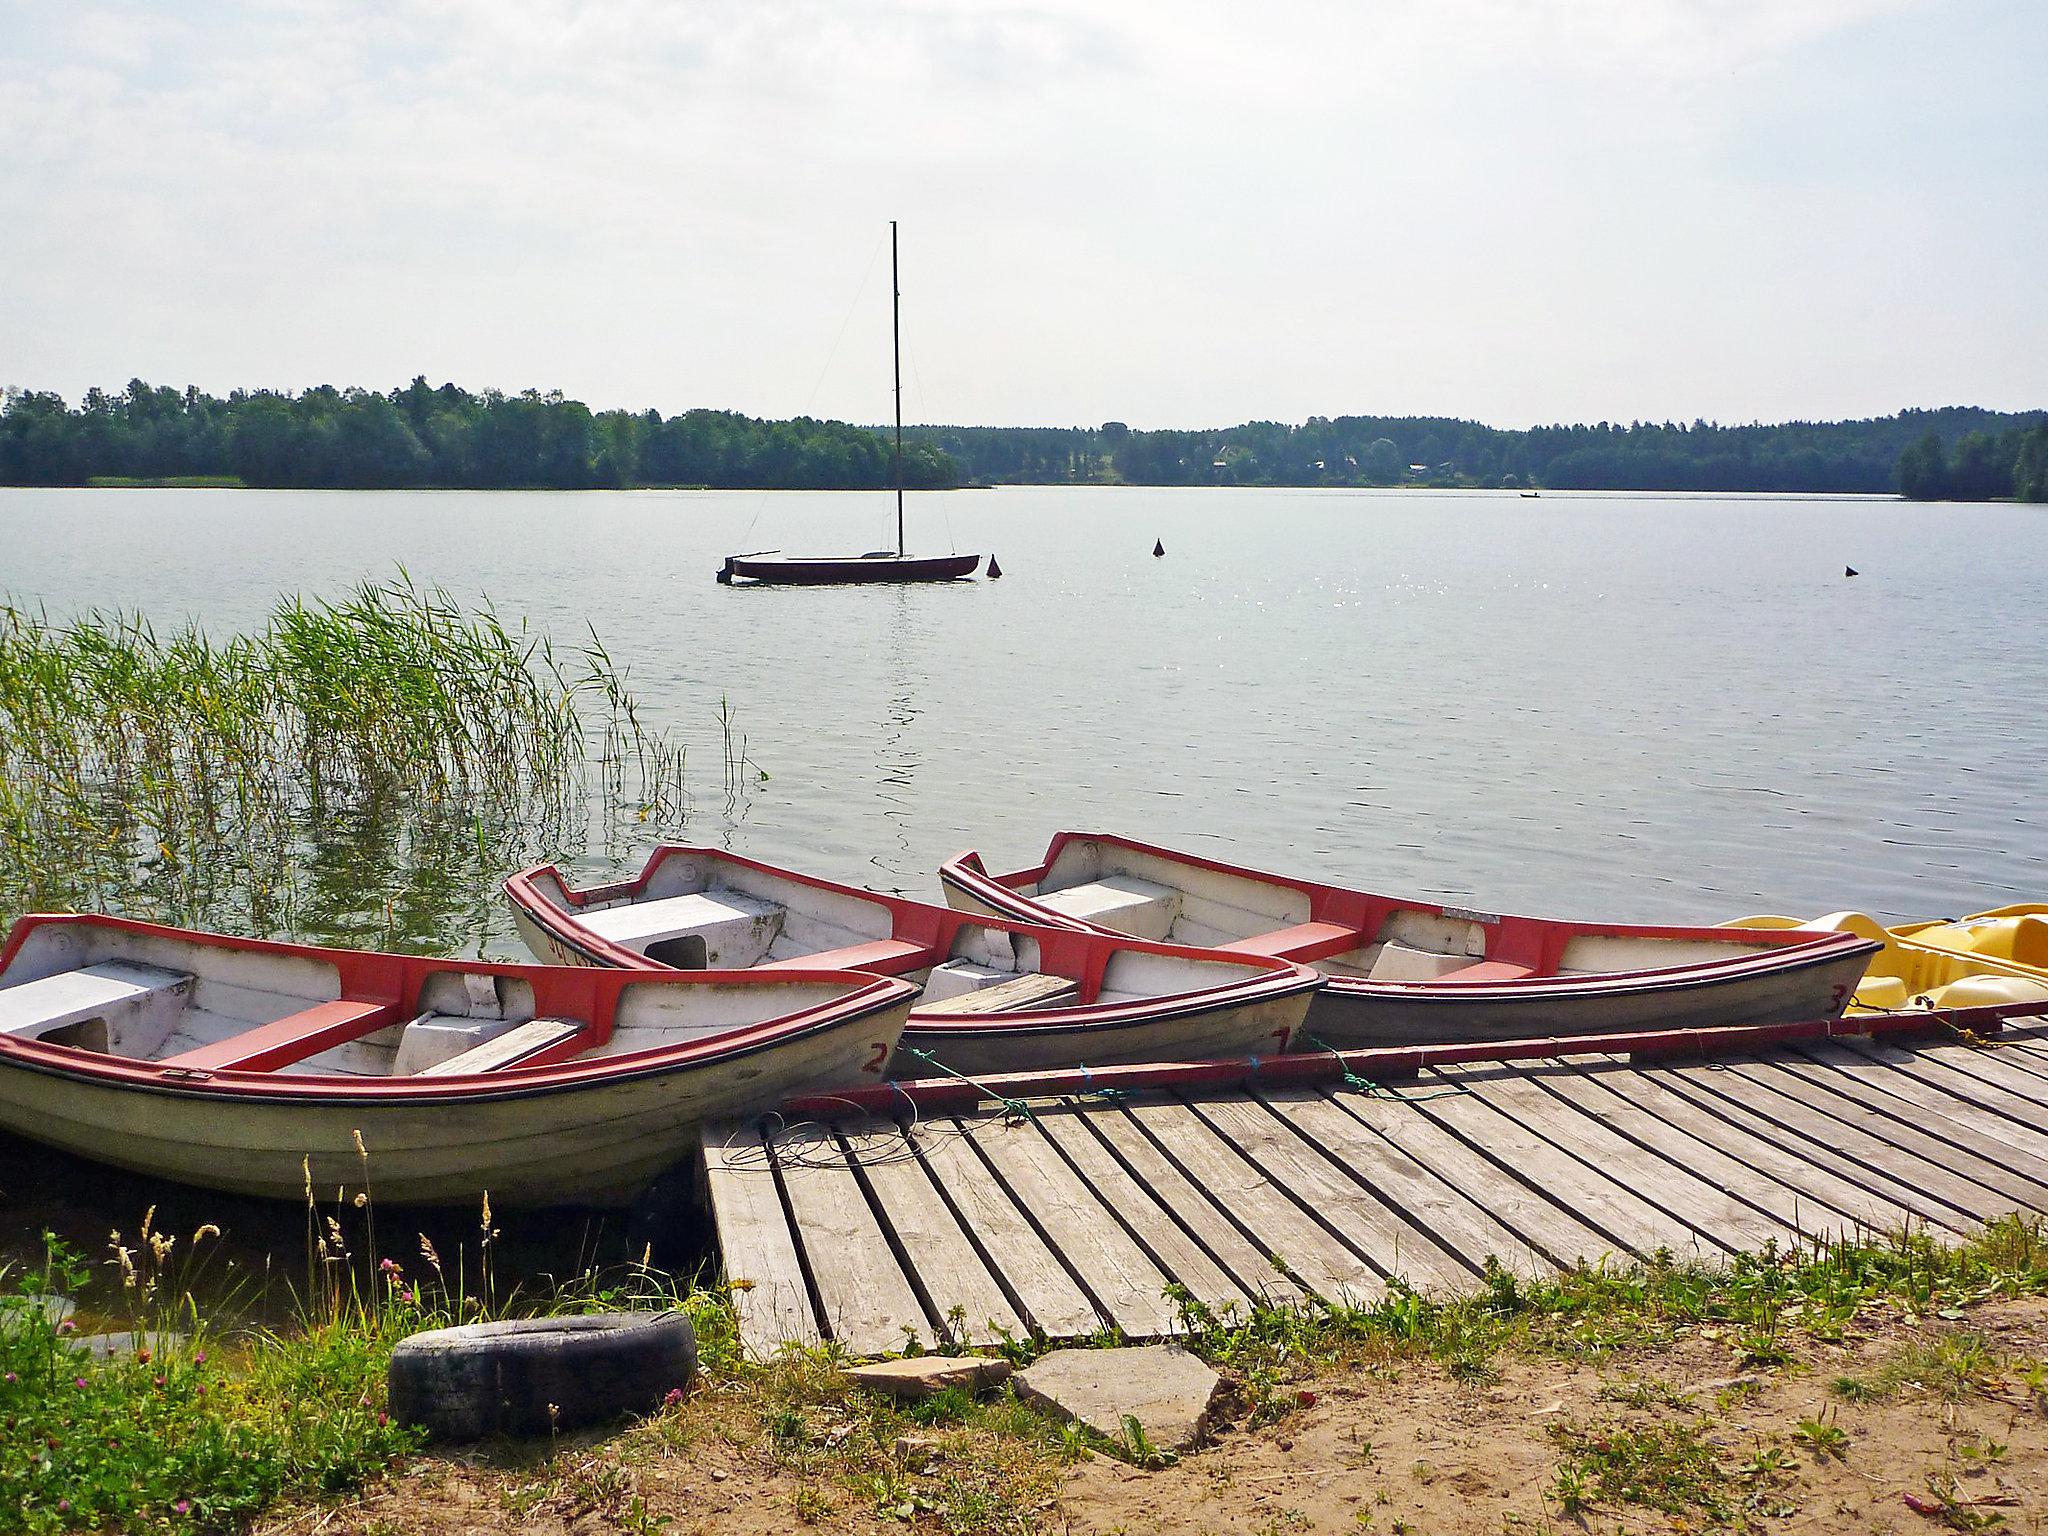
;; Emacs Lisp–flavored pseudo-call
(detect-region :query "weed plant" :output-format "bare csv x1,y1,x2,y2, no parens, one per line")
0,577,713,949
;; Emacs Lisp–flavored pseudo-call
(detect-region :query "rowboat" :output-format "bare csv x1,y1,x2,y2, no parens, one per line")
504,847,1322,1075
0,913,915,1206
938,833,1880,1049
1727,909,2048,1013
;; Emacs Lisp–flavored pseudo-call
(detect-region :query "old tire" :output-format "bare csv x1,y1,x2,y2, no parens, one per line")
388,1311,696,1441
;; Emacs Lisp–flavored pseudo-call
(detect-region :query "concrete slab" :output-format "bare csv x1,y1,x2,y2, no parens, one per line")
842,1355,1013,1400
64,1330,189,1361
1014,1344,1223,1454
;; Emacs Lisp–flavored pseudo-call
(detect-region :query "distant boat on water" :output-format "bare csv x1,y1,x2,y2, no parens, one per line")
719,222,981,587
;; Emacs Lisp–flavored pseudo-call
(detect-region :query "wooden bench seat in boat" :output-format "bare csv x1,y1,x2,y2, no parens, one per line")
0,962,194,1042
1033,876,1181,941
914,972,1079,1015
576,891,784,964
159,999,399,1073
1431,960,1538,985
415,1018,586,1076
1218,922,1362,964
757,939,928,973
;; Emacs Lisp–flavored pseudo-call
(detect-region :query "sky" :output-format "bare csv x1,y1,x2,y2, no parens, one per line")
0,0,2042,430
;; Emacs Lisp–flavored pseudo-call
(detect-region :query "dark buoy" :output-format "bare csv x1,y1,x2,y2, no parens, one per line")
1153,538,1165,557
987,555,1002,579
1845,566,1859,577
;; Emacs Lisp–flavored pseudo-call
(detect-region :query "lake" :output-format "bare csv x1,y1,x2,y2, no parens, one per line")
4,481,2044,1302
5,483,2043,930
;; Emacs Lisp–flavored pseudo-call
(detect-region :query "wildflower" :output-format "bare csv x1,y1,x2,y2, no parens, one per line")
377,1412,389,1427
663,1387,686,1408
57,1318,76,1333
56,1501,69,1514
175,1499,190,1514
401,1288,416,1305
3,1373,15,1383
135,1347,150,1364
193,1350,206,1364
379,1257,401,1274
75,1378,87,1389
154,1376,165,1388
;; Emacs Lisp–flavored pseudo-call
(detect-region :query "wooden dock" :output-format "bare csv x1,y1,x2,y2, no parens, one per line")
704,1024,2048,1359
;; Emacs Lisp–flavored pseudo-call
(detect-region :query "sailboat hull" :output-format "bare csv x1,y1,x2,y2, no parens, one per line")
721,553,981,585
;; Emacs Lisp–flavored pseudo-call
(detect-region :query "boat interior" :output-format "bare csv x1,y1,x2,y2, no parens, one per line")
1728,912,2048,1013
526,852,1276,1013
1015,838,1787,983
1902,907,2048,974
0,921,856,1078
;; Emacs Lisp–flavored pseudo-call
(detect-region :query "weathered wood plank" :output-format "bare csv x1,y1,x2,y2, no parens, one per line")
1123,1098,1383,1303
1828,1039,2048,1159
839,1123,1026,1346
1653,1062,2004,1227
914,972,1079,1015
1252,1086,1556,1280
1764,1053,2048,1205
771,1122,932,1356
1035,1106,1256,1317
702,1123,821,1360
1719,1058,2048,1211
1323,1086,1620,1267
1905,1040,2048,1124
1569,1059,1924,1238
1081,1107,1308,1308
1526,1061,1862,1244
913,1119,1102,1341
1407,1067,1715,1260
964,1113,1181,1339
1439,1063,1780,1253
1189,1093,1473,1292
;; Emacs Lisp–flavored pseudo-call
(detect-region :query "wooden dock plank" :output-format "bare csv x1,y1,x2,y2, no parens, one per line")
1573,1059,1924,1238
1828,1039,2048,1158
914,1119,1102,1341
1436,1063,1781,1253
839,1123,1026,1346
1123,1098,1383,1303
1323,1087,1620,1267
1253,1086,1557,1279
1764,1053,2048,1204
1081,1107,1308,1308
1525,1061,1864,1243
1035,1106,1257,1317
1717,1058,2048,1211
1906,1041,2048,1123
1189,1093,1474,1291
772,1122,932,1356
1651,1062,2002,1228
1406,1068,1716,1260
702,1123,822,1359
963,1114,1182,1339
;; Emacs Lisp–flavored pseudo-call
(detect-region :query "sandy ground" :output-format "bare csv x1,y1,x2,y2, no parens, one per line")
270,1297,2048,1536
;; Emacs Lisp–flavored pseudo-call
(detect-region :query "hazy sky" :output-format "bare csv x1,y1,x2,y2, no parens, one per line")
2,0,2042,429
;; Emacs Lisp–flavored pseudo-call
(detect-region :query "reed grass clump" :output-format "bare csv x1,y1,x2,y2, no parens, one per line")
0,576,696,948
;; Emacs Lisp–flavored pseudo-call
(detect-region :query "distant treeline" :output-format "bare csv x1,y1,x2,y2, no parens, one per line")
0,379,959,491
1897,424,2048,502
907,407,2048,499
6,382,2044,500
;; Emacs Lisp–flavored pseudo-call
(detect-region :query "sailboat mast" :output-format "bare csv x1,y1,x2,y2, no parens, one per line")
891,219,904,557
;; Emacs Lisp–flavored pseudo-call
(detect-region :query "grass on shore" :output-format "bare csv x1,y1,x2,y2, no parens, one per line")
15,1205,2048,1536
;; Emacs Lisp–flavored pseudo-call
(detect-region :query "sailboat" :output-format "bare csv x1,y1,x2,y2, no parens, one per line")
718,222,983,586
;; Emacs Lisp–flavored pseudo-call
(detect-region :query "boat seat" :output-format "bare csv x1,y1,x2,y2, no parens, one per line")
757,939,927,973
1431,961,1538,985
159,999,399,1073
915,972,1079,1015
1219,922,1361,964
576,891,784,966
1034,876,1181,941
0,962,194,1042
415,1018,587,1076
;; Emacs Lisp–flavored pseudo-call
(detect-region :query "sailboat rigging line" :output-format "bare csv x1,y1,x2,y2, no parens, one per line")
891,219,905,558
800,226,887,418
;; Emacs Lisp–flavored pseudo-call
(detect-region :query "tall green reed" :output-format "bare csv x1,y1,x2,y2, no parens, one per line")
0,576,702,949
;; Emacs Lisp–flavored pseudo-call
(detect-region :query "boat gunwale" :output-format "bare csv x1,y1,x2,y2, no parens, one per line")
0,913,917,1102
504,847,1324,1027
938,832,1882,997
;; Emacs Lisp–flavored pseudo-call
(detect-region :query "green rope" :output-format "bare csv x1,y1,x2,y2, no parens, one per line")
1306,1034,1472,1103
903,1045,1036,1121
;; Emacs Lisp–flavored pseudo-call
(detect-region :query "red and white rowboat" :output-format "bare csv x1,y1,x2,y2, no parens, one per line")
0,914,915,1206
505,846,1323,1076
939,833,1880,1049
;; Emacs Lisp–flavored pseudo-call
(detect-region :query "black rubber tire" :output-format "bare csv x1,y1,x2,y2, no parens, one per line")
387,1311,697,1441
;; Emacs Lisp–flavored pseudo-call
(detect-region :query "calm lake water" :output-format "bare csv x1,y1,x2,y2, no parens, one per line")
6,484,2044,926
3,483,2044,1302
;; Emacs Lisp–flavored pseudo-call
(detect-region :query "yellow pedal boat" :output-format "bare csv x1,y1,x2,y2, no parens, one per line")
1725,907,2048,1014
